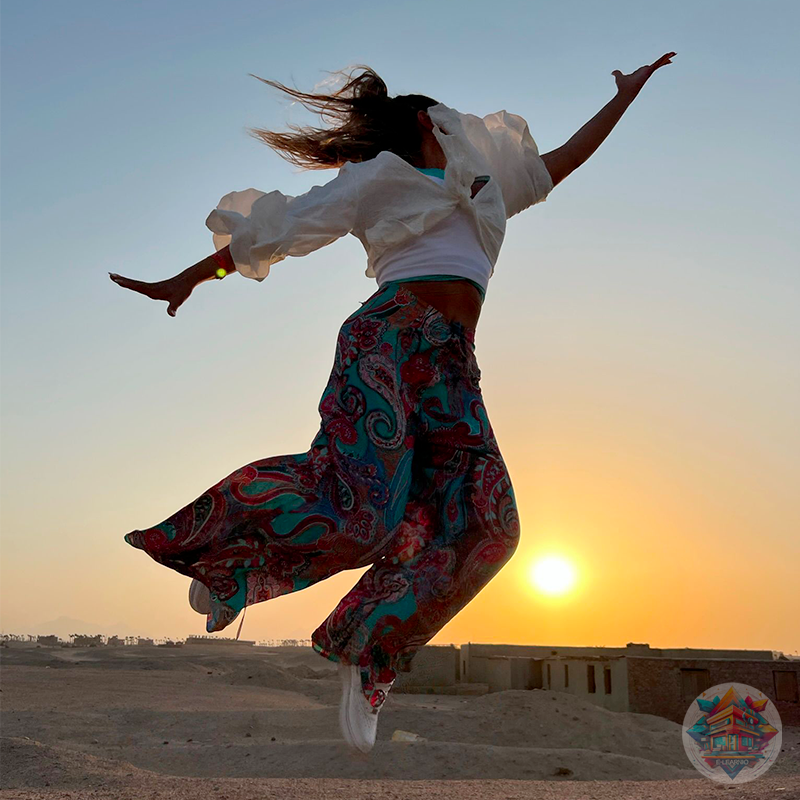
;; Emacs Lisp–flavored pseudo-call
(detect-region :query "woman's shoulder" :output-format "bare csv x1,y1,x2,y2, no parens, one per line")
336,152,426,196
338,150,405,176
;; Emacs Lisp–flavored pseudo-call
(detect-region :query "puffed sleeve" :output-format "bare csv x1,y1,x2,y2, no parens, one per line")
205,161,361,281
460,109,554,220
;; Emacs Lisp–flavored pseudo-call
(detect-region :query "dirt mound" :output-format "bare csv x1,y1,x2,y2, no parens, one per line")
434,689,684,767
120,739,698,781
206,653,340,703
0,737,150,791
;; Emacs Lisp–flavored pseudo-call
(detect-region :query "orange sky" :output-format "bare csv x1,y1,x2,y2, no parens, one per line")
2,250,798,653
2,2,798,654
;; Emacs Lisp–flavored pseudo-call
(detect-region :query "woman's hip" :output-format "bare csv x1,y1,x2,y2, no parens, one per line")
385,279,482,330
340,280,479,349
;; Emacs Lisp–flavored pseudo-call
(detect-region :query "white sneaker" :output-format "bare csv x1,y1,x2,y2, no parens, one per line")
339,663,393,753
337,663,355,749
188,578,211,615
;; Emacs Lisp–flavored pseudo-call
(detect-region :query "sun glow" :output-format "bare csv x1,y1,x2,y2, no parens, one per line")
530,556,577,596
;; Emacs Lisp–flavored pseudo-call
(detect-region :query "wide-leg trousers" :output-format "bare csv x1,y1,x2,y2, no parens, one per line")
124,281,520,693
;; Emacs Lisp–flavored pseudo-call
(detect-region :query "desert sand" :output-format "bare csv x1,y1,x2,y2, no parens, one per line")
2,642,798,799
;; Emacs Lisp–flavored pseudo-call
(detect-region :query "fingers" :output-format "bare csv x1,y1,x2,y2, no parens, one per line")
653,51,677,68
615,52,676,80
109,271,170,305
109,272,142,291
111,270,178,315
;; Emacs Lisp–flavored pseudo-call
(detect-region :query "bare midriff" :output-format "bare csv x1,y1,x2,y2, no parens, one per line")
397,278,482,330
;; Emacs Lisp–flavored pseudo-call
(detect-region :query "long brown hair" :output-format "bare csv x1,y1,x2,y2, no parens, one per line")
245,65,440,170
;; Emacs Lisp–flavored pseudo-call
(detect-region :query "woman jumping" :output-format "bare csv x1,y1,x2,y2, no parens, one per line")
111,53,675,753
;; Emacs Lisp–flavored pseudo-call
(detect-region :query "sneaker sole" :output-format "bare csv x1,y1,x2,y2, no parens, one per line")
346,664,377,754
188,579,211,615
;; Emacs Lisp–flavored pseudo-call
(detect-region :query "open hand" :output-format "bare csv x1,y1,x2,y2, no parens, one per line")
109,273,193,317
612,52,676,97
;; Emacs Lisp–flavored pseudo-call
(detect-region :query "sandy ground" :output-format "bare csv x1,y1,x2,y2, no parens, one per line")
2,642,798,799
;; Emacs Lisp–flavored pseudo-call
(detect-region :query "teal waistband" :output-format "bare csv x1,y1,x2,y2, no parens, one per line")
415,166,446,179
383,274,486,302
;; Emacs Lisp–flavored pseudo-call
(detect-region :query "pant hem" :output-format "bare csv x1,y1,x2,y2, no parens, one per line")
311,639,346,665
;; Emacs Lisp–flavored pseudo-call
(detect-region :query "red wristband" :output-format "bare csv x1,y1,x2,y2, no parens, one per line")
211,249,233,277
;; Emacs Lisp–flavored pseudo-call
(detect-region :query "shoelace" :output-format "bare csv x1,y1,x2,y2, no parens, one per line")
367,685,392,710
362,675,395,712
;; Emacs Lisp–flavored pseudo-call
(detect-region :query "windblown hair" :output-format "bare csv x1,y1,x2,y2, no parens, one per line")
245,65,440,170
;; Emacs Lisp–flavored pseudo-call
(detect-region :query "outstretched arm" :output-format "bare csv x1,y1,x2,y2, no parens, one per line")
540,52,676,187
109,246,236,317
110,160,363,317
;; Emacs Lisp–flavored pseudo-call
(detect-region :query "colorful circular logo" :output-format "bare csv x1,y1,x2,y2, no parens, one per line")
682,682,782,784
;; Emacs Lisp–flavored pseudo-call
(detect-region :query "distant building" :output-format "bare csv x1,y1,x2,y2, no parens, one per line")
36,635,60,647
185,635,254,646
107,635,124,646
71,634,103,647
137,637,155,646
395,642,800,725
256,639,312,647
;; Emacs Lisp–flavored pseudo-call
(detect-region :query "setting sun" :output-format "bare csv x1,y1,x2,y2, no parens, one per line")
530,556,578,596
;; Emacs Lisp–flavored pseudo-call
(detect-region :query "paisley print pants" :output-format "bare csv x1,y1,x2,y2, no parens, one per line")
124,281,520,694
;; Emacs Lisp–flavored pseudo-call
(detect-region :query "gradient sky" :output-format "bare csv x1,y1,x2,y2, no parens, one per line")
2,0,798,653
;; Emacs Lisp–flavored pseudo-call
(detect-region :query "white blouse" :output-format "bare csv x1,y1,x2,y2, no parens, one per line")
205,102,554,285
369,172,495,293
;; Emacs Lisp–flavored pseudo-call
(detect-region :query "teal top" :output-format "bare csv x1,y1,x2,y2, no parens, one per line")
393,166,485,302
